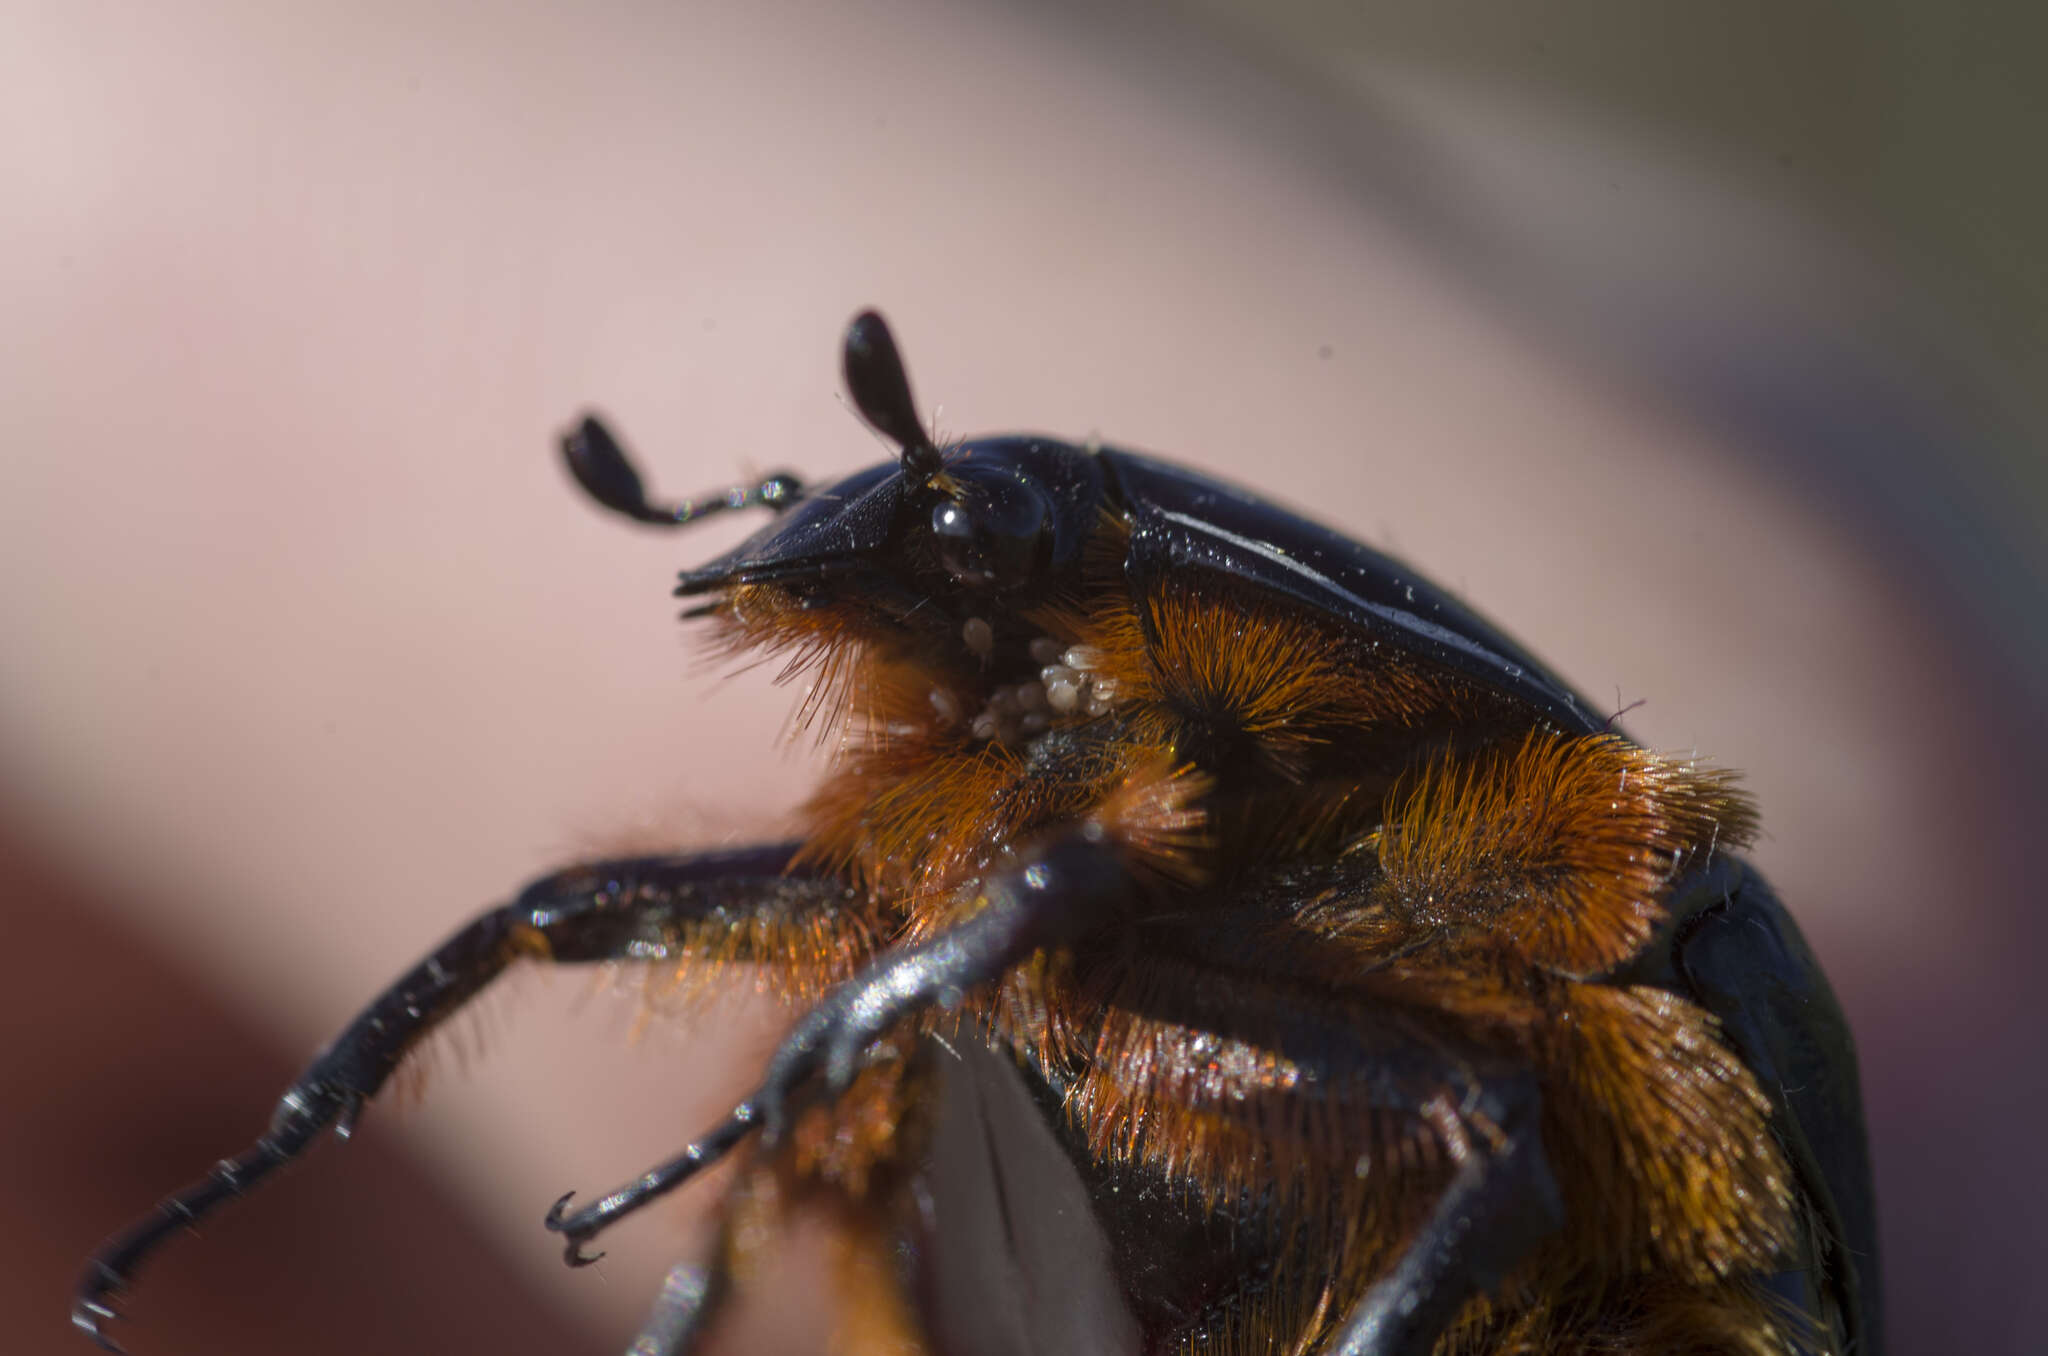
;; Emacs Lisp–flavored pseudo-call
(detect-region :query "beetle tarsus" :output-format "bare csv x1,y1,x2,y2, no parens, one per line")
70,1273,125,1353
543,1191,607,1267
541,1100,764,1260
73,1095,345,1352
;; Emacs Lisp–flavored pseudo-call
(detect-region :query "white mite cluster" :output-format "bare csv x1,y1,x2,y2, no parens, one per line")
931,619,1119,742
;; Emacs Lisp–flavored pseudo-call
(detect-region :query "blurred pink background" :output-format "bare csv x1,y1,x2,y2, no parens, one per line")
5,3,2042,1352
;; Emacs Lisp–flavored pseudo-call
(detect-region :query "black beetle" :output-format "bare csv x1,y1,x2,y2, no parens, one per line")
78,310,1878,1355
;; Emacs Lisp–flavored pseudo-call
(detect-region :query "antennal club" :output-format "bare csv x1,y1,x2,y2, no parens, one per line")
843,310,944,481
561,415,801,528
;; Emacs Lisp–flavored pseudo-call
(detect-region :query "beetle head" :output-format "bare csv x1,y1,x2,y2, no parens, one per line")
565,312,1103,603
563,312,1111,729
673,311,1102,602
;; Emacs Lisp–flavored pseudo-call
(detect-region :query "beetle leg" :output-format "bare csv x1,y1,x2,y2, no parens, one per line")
73,841,853,1351
545,826,1140,1263
1049,923,1569,1354
1328,1073,1560,1356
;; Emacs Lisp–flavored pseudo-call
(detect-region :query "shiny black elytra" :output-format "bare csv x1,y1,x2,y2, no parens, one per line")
76,311,1878,1356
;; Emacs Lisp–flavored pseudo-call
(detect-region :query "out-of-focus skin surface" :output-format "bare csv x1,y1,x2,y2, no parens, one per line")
2,2,2039,1353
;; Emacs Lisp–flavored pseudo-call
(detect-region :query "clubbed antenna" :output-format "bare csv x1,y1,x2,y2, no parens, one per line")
561,415,801,528
843,310,944,481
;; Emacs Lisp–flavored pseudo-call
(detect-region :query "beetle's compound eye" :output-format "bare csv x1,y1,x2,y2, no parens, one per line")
931,474,1051,590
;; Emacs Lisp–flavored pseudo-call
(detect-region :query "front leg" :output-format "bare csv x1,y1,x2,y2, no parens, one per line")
74,841,851,1349
544,826,1141,1263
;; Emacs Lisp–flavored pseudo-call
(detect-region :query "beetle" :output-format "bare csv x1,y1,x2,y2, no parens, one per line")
77,310,1878,1355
